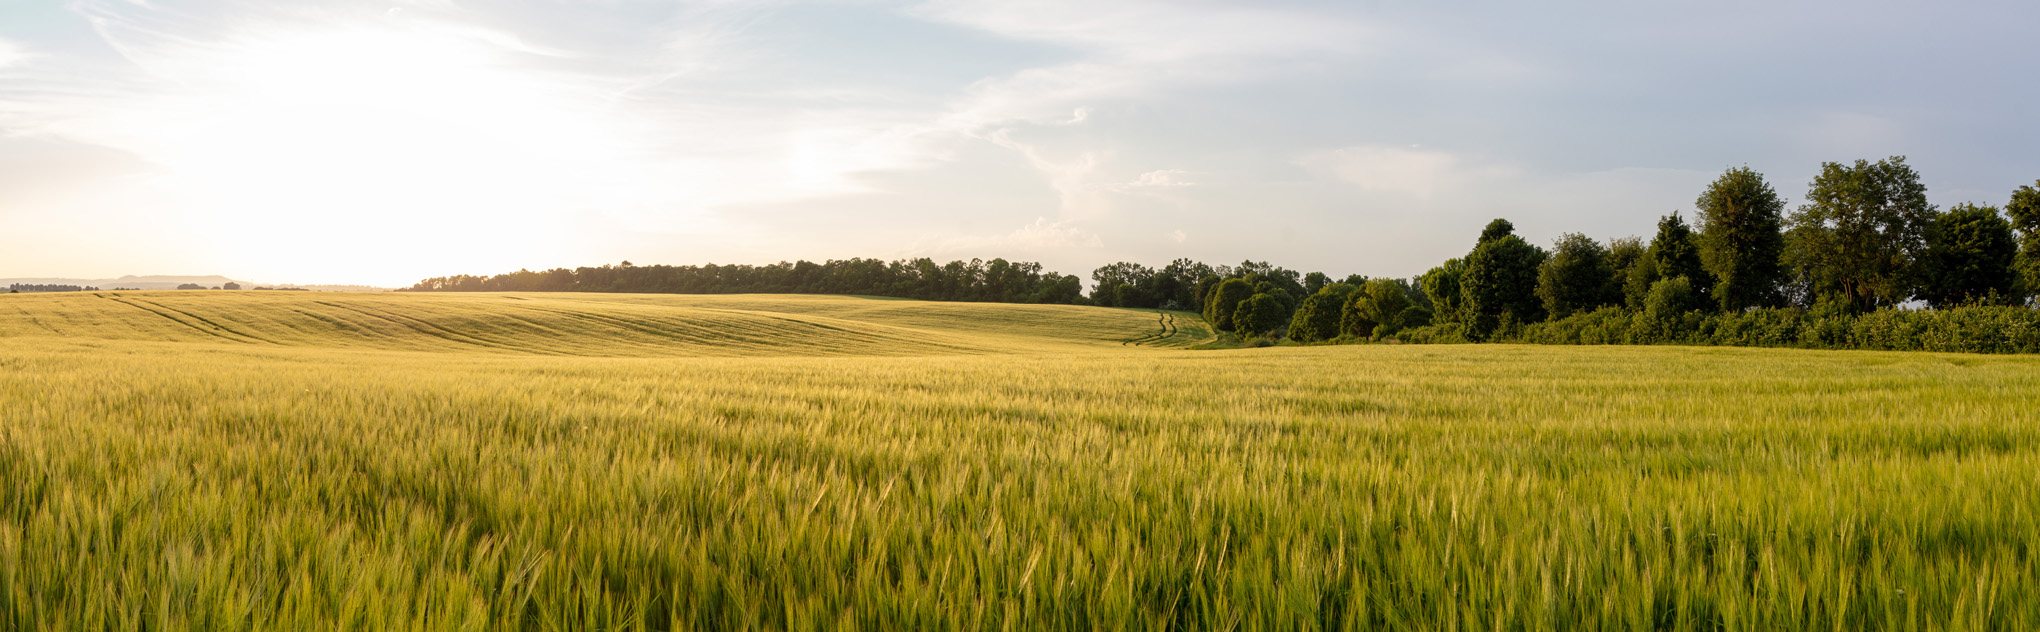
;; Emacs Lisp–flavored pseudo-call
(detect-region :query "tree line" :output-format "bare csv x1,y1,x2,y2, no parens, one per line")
1169,158,2040,352
8,284,98,293
404,157,2040,353
404,258,1087,304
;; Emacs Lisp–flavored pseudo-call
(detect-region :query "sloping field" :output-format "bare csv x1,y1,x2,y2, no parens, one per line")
0,291,1210,356
3,291,2040,629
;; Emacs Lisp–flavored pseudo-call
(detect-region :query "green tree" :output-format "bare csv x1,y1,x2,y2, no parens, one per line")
1651,212,1711,305
1786,156,1937,311
1606,237,1646,306
1460,233,1547,340
1303,272,1330,296
1419,259,1466,323
1089,262,1157,307
1696,167,1788,311
1536,232,1617,319
1478,218,1516,245
1354,278,1415,337
1203,278,1255,332
1233,293,1289,337
1919,203,2020,307
1639,276,1703,340
1286,283,1356,342
2007,181,2040,302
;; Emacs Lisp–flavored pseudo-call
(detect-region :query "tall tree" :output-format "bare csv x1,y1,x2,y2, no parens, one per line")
1347,278,1415,338
1919,203,2020,307
1420,259,1466,323
1287,283,1357,342
1605,237,1645,297
1203,278,1256,332
1460,232,1547,339
1536,233,1618,319
1695,167,1788,311
1089,262,1157,307
2008,181,2040,303
1651,212,1711,305
1477,218,1516,245
1233,293,1289,337
1786,156,1937,311
1303,272,1330,296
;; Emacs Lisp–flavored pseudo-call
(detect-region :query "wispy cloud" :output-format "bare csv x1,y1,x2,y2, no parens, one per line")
0,38,27,69
1299,146,1514,199
2,0,2036,285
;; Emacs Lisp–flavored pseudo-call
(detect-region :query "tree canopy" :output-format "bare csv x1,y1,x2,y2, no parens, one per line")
1786,157,1937,311
1696,166,1788,311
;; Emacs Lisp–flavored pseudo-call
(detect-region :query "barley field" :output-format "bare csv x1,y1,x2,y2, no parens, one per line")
2,291,2038,630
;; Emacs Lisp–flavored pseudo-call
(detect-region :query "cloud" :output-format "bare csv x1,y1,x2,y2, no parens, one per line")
1121,169,1194,189
1005,216,1104,249
1298,145,1514,198
934,217,1104,254
0,38,28,69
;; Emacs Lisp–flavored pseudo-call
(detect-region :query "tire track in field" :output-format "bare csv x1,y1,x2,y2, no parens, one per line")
1123,312,1177,346
309,301,553,355
125,297,282,344
10,303,62,335
101,296,256,344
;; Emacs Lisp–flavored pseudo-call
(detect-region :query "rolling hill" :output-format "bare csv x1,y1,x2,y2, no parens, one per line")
0,291,1212,356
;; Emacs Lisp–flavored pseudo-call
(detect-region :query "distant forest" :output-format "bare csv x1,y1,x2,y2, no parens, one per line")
9,284,99,293
409,158,2040,353
403,258,1089,304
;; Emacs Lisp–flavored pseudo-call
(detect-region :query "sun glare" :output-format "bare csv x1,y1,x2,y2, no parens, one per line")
110,24,647,282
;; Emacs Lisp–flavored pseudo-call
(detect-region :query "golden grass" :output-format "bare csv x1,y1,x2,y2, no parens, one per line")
0,291,1211,356
1,291,2037,629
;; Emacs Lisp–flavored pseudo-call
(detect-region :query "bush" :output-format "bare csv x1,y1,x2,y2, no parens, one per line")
1424,299,2040,354
1233,293,1289,337
1393,322,1470,344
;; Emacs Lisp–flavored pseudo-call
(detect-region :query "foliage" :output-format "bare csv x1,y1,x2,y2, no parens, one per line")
409,257,1090,306
1303,272,1330,296
1232,293,1290,337
2007,181,2040,302
1419,259,1467,324
1477,218,1516,245
1605,237,1646,307
1202,278,1256,332
1651,212,1712,304
1919,203,2020,307
1286,283,1356,343
1696,166,1789,311
1536,232,1618,319
1341,278,1415,339
1089,259,1216,309
1786,156,1937,311
1460,232,1547,340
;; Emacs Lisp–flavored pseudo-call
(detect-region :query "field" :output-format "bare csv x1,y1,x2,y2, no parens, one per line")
3,291,2039,630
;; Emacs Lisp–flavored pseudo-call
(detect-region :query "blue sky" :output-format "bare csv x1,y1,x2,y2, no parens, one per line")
1,0,2036,286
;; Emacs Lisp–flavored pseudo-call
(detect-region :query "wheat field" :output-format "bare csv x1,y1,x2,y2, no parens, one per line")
2,291,2038,630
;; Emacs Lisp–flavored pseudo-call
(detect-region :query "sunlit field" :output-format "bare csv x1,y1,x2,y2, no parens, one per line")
2,291,2038,630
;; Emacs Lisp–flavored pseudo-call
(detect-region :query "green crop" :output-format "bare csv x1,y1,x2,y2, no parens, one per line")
1,292,2036,630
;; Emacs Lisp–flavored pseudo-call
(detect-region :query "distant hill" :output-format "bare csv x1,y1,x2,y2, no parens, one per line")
0,276,390,292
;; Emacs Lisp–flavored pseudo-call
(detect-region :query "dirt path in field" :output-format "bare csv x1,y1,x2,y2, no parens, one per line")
1122,312,1181,347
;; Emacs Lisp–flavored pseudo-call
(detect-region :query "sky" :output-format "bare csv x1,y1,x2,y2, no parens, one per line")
1,0,2036,287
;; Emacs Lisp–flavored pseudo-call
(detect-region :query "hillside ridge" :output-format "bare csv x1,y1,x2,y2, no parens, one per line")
0,291,1212,357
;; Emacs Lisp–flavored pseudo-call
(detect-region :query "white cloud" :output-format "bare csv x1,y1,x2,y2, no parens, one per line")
1166,228,1187,243
1006,216,1104,249
0,39,28,69
1299,145,1514,198
934,217,1104,254
1121,169,1194,189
